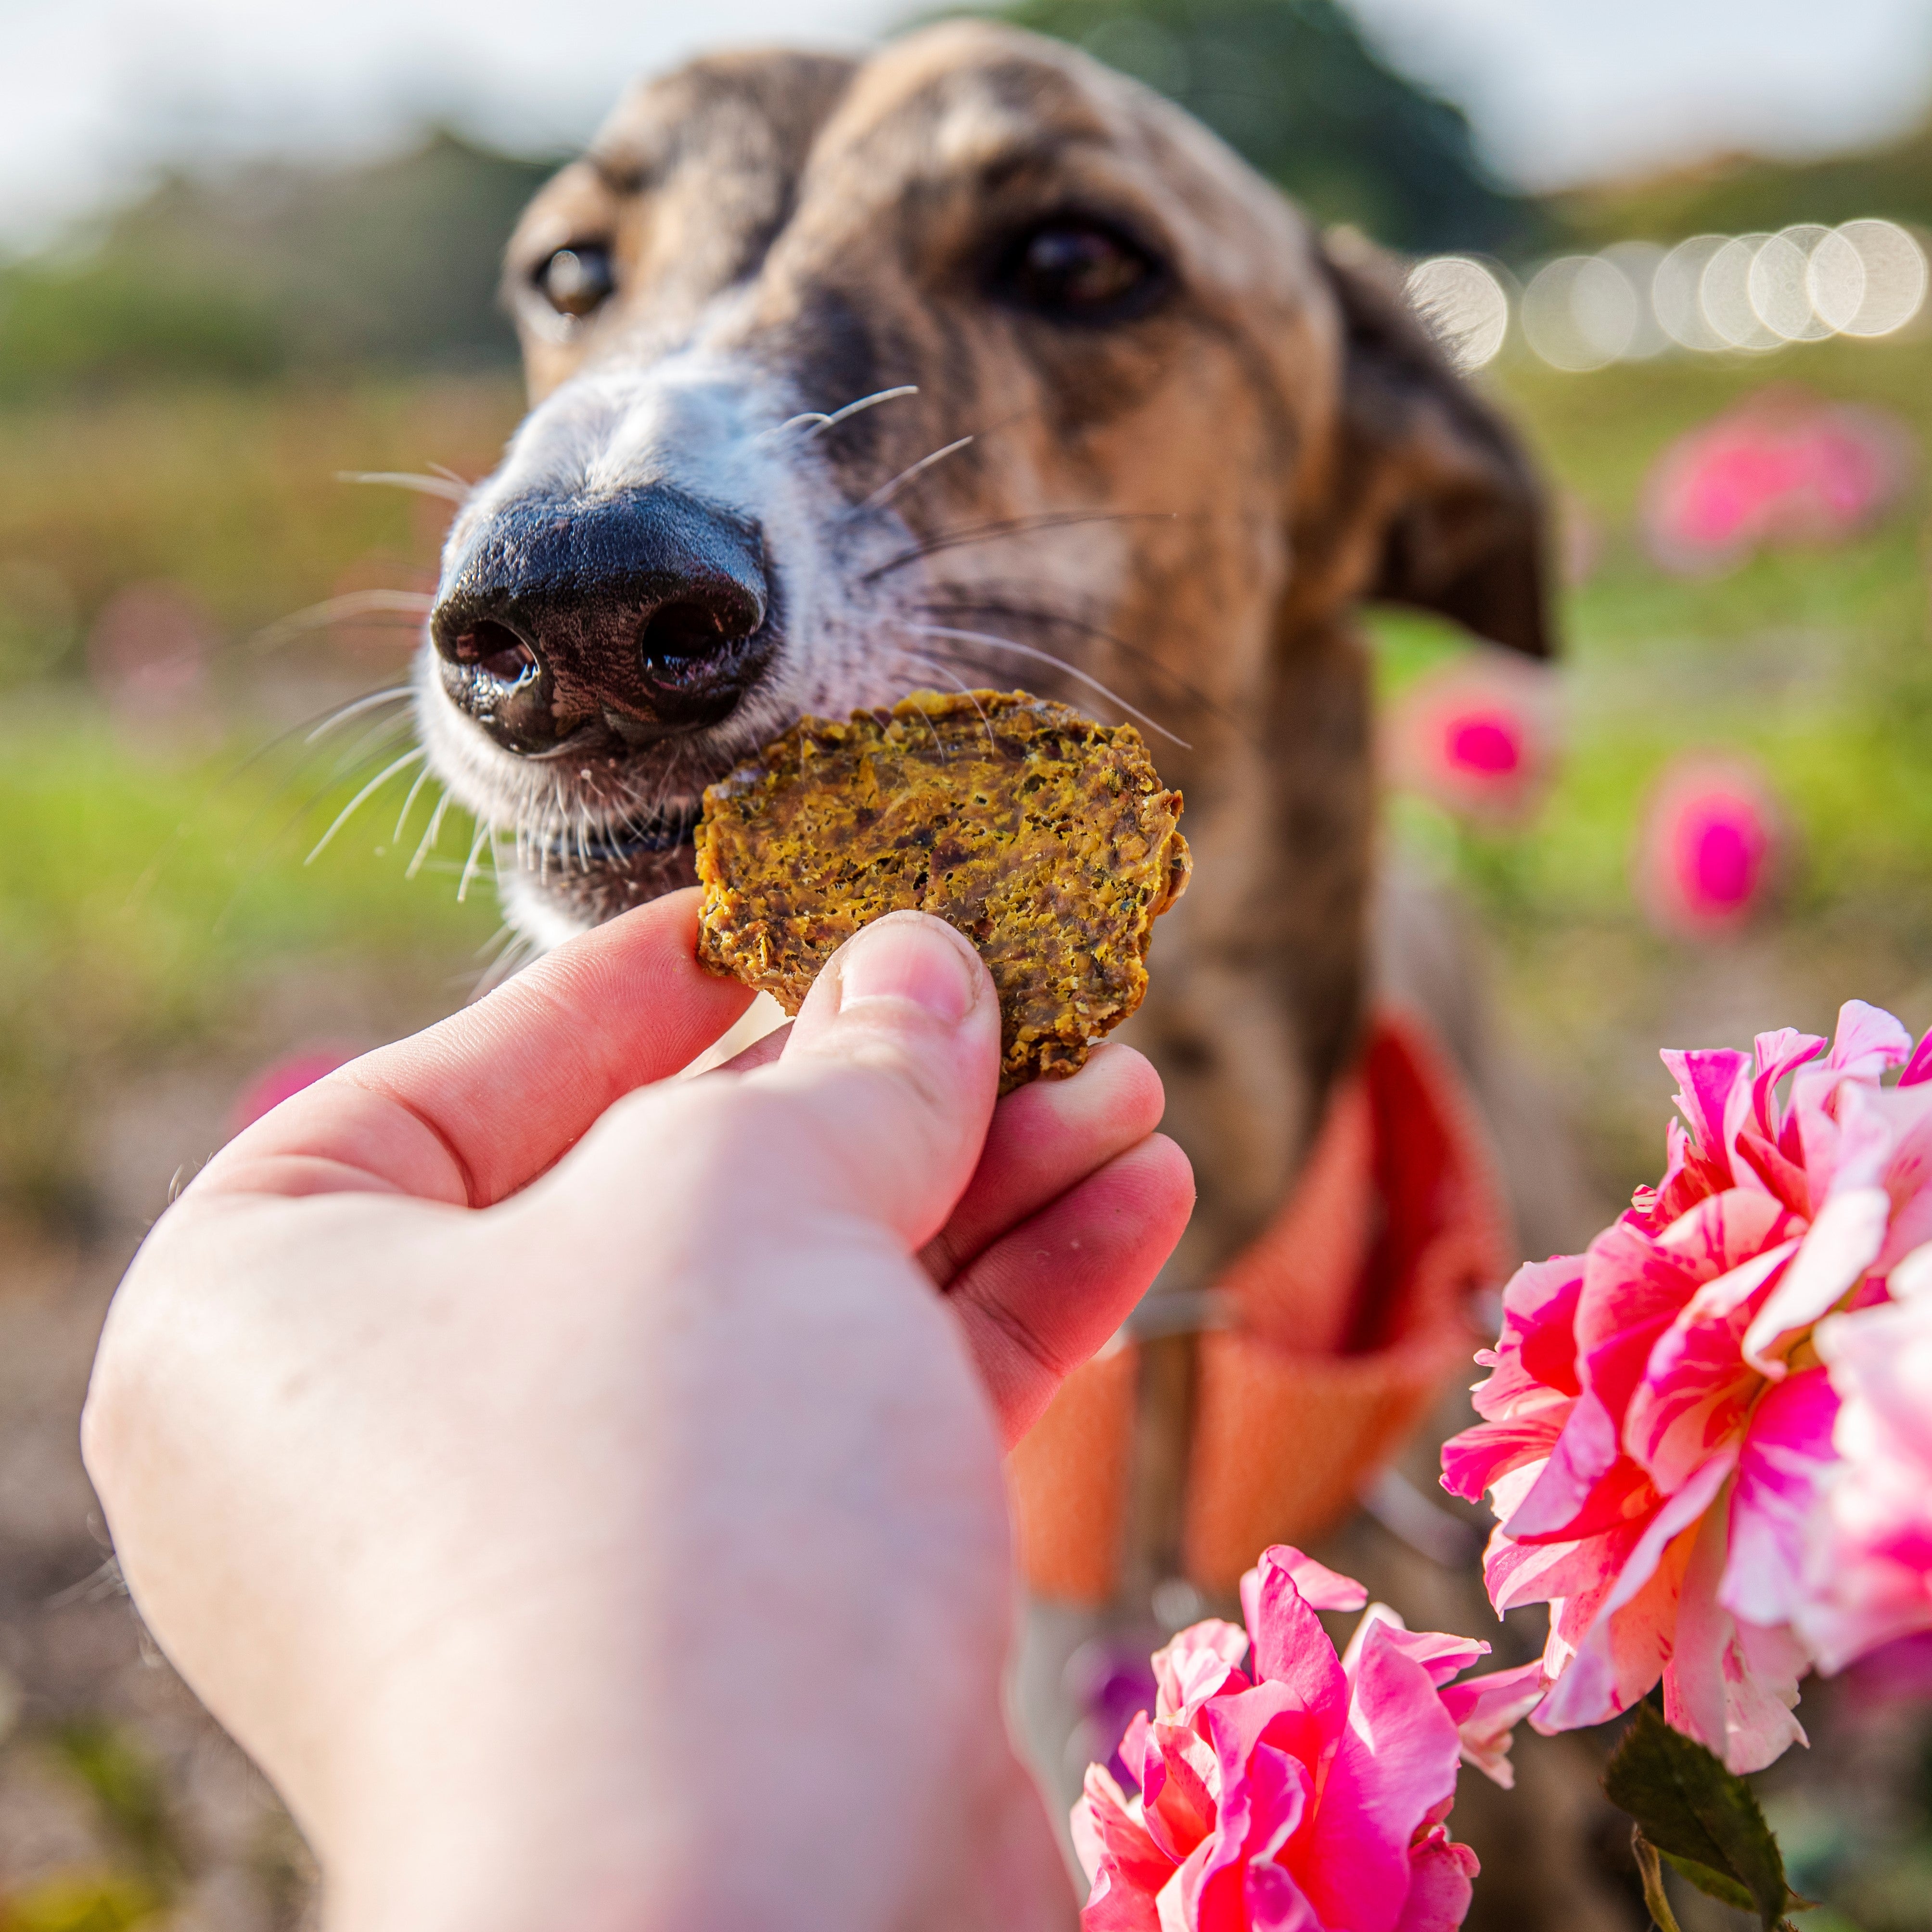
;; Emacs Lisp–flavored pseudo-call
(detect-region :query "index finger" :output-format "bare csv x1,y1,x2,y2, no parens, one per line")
192,889,752,1208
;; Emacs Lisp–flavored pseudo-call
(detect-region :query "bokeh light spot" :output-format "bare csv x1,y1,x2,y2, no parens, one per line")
1405,255,1510,371
1836,218,1928,336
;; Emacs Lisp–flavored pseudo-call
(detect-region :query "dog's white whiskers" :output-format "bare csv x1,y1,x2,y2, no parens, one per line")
899,623,1191,749
223,687,415,796
392,761,435,844
336,471,472,504
916,592,1232,733
855,435,974,514
301,717,416,809
766,384,920,442
473,925,539,999
457,819,492,903
897,651,998,759
305,749,425,866
210,724,410,936
255,594,435,654
407,789,453,880
302,685,415,744
893,688,949,763
862,510,1177,584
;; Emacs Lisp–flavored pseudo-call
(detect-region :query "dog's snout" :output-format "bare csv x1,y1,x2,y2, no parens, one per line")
431,486,773,753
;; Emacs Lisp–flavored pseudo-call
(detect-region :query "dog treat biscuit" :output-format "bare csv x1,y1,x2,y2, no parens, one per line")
694,690,1190,1090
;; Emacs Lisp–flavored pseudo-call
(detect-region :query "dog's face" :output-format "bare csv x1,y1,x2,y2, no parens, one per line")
419,19,1547,950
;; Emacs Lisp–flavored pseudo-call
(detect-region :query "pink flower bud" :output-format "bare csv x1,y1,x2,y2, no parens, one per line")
1635,755,1784,938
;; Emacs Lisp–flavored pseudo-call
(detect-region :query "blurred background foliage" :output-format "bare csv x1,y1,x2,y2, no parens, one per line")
3,1,1932,1926
0,133,554,399
964,0,1528,249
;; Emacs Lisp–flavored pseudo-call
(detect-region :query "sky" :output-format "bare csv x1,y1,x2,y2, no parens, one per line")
3,0,1932,251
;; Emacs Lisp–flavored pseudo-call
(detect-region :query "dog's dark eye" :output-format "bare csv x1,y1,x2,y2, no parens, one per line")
995,219,1162,320
536,244,615,319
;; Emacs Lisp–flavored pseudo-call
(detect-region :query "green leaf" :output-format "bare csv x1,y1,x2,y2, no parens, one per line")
1602,1703,1800,1931
1654,1850,1756,1915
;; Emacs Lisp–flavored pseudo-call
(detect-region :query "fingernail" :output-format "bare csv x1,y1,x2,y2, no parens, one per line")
837,917,978,1023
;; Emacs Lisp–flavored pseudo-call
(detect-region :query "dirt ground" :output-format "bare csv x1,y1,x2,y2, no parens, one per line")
0,953,472,1931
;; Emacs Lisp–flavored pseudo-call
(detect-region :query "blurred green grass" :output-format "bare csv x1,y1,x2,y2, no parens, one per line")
0,716,502,1220
1371,334,1932,1203
0,373,520,631
0,375,523,1223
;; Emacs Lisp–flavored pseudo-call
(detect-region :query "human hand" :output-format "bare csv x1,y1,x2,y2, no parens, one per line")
82,893,1191,1932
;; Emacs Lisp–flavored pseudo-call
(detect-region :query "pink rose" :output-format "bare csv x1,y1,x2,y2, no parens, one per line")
1633,754,1784,940
1070,1547,1538,1932
1384,652,1559,828
1802,1259,1932,1670
1443,1001,1932,1771
1642,392,1912,575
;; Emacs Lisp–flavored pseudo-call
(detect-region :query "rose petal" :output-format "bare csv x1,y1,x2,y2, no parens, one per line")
1075,1762,1172,1932
1154,1620,1252,1725
1394,1826,1481,1932
1345,1615,1489,1693
1242,1551,1350,1746
1888,1240,1932,1303
1661,1047,1751,1178
1298,1619,1464,1932
1664,1478,1808,1772
1625,1240,1797,1494
1439,1661,1548,1789
1534,1450,1736,1732
1804,1298,1932,1670
1826,1000,1911,1079
1742,1186,1889,1375
1241,1546,1368,1621
1720,1365,1839,1630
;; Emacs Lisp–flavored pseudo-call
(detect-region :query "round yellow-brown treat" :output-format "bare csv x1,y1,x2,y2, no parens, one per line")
694,690,1190,1091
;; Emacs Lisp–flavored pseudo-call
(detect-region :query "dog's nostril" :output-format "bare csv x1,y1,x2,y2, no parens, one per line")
450,618,540,686
639,599,735,669
434,486,773,748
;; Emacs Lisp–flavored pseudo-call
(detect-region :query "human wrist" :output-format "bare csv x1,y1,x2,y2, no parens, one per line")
325,1753,1071,1932
315,1622,1074,1932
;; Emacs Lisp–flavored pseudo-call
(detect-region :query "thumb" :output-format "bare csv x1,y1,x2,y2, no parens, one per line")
753,911,1003,1249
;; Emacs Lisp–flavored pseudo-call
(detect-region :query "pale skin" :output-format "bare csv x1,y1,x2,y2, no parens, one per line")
81,896,1194,1932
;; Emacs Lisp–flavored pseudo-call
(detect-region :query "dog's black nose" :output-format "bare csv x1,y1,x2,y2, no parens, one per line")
430,486,772,753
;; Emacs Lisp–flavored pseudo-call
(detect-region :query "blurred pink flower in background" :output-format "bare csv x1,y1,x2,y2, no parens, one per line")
1066,1636,1163,1797
1442,1002,1932,1773
1385,652,1560,827
1834,1630,1932,1714
1634,753,1785,939
1802,1258,1932,1671
227,1045,360,1138
1071,1545,1539,1932
1642,390,1912,576
85,580,216,717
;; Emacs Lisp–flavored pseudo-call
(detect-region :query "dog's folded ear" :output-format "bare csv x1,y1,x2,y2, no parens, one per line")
1307,234,1554,660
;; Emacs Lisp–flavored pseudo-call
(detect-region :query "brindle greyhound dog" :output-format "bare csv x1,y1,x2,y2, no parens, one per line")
415,23,1636,1927
422,18,1547,1295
